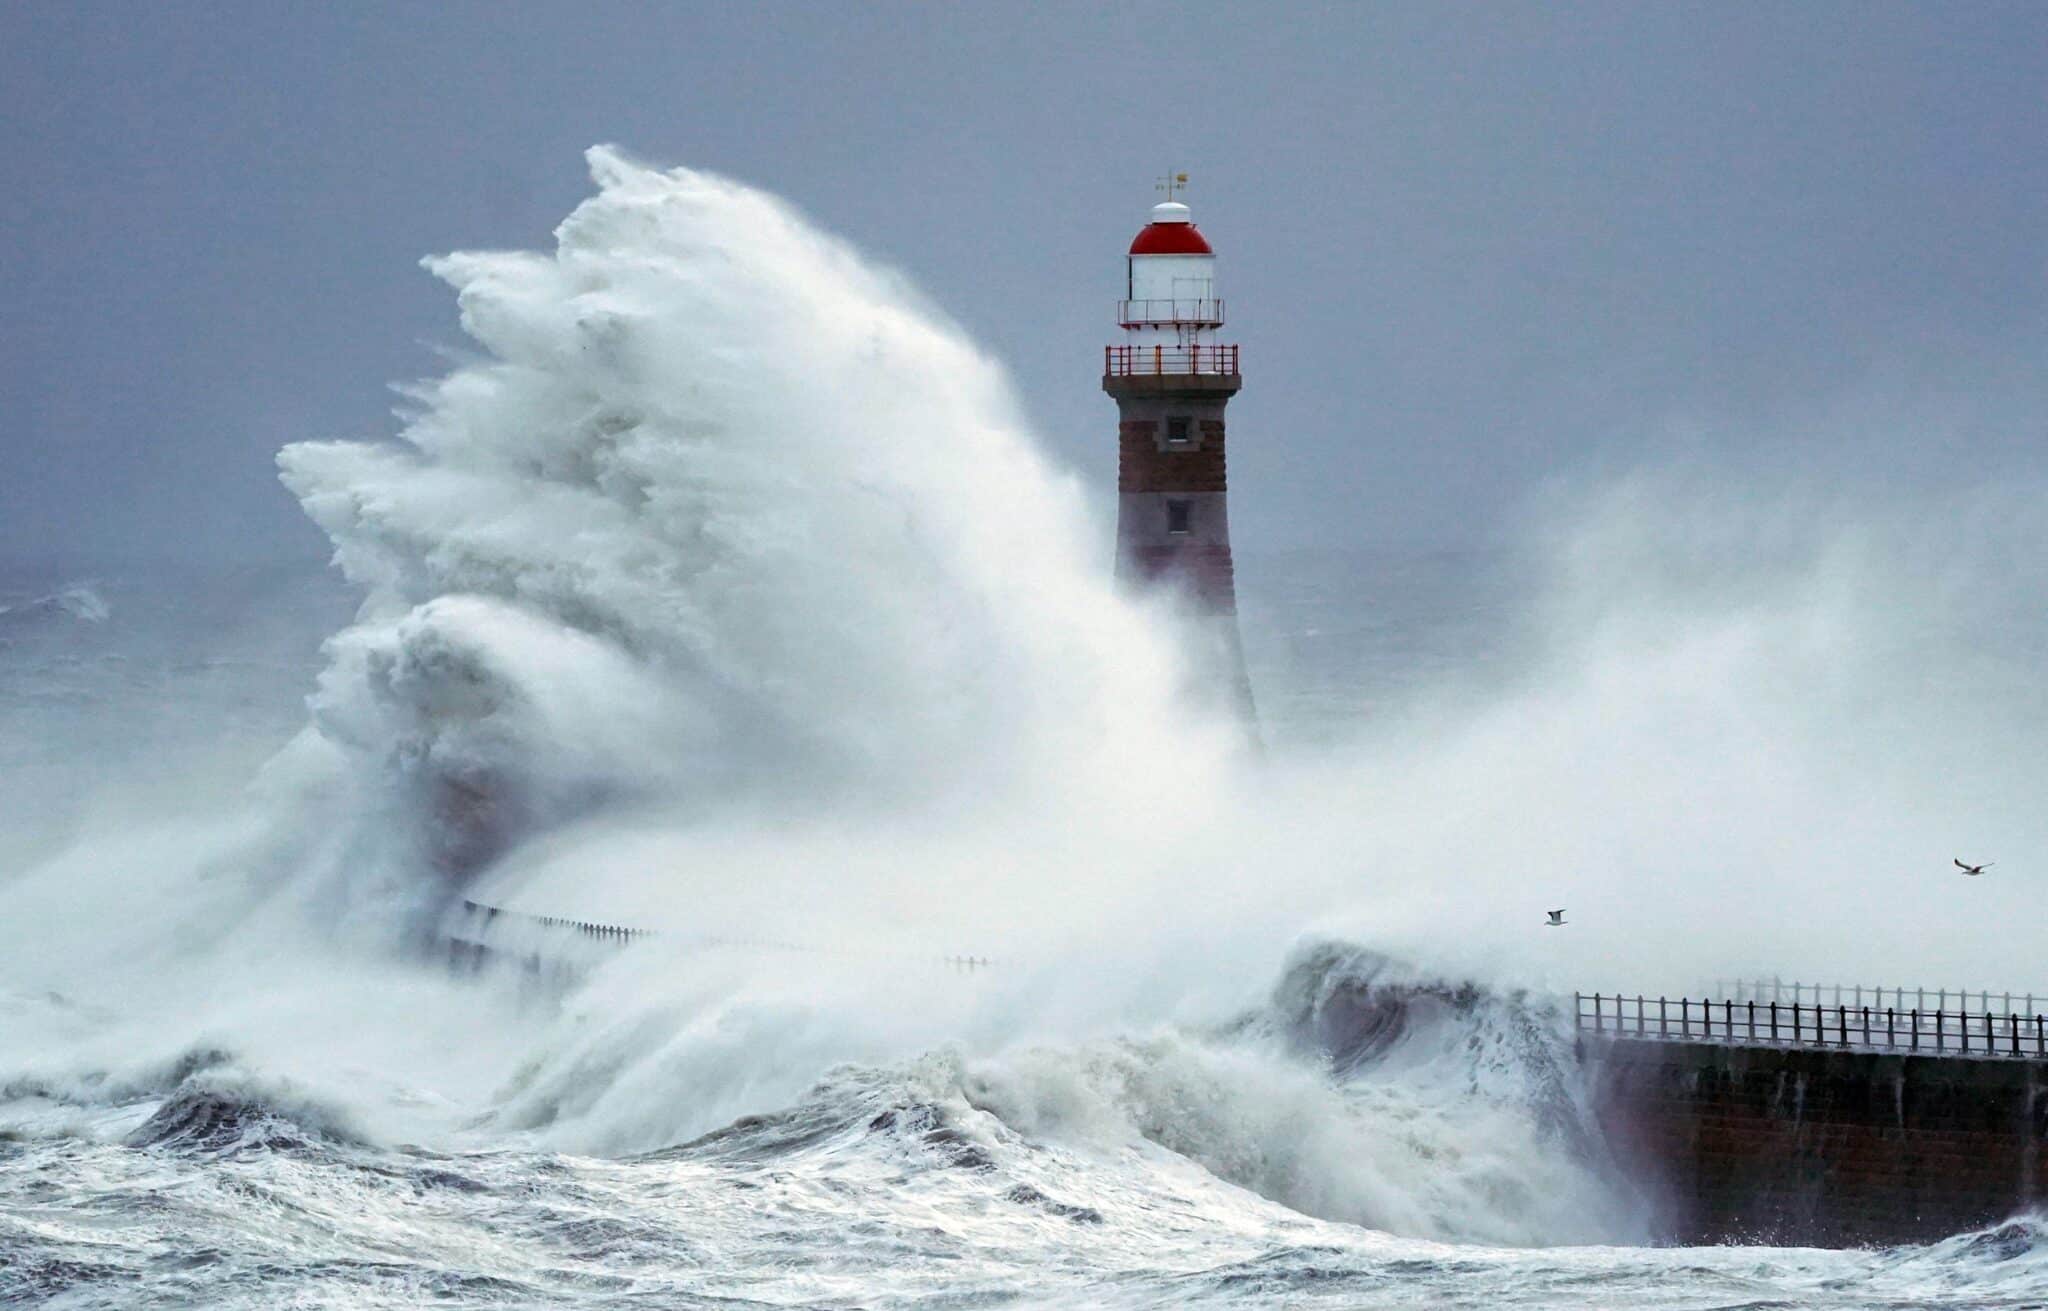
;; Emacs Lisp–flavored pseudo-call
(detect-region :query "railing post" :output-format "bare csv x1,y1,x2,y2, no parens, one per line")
1838,1006,1848,1047
1770,1001,1778,1042
1886,1007,1895,1046
1725,998,1734,1040
1910,1009,1919,1052
1747,1000,1756,1044
1659,996,1668,1038
1593,993,1604,1034
2012,1013,2021,1057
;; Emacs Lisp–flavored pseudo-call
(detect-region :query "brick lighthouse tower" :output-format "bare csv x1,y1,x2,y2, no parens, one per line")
1104,179,1255,720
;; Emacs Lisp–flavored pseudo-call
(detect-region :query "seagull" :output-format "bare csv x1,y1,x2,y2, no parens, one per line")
1954,859,1993,877
1545,909,1567,926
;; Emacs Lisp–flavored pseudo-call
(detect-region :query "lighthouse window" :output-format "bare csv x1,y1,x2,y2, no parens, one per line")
1166,499,1192,535
1166,416,1192,445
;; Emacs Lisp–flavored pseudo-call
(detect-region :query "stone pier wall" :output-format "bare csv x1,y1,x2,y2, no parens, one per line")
1583,1037,2048,1245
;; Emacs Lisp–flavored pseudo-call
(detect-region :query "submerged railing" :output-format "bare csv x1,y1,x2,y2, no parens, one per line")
453,899,994,972
1578,991,2048,1059
462,898,651,943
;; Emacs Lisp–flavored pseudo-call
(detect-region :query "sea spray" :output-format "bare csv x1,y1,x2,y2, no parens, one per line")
277,146,1235,929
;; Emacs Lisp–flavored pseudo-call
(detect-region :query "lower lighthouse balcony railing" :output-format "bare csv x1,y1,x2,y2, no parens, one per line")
1104,344,1239,377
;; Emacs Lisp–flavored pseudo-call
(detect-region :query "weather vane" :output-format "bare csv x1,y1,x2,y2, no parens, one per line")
1156,170,1190,202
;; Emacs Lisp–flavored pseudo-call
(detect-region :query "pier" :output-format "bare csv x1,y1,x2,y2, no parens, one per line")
1579,982,2048,1246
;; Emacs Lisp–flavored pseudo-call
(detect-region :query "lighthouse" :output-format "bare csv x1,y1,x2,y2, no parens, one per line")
1104,181,1255,720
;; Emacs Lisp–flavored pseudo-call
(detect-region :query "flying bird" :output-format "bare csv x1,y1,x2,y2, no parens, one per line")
1546,909,1567,926
1954,859,1993,876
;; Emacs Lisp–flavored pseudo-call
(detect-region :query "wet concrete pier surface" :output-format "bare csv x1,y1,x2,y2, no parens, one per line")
1582,1035,2048,1246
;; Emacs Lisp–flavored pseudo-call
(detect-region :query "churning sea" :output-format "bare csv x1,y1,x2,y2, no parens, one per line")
4,551,2045,1311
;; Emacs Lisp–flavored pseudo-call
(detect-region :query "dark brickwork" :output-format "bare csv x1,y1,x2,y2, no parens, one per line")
1100,369,1254,722
1585,1036,2048,1245
1117,420,1229,493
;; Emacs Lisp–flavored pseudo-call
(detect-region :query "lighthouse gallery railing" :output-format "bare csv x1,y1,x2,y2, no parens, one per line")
1104,344,1239,377
1116,298,1225,326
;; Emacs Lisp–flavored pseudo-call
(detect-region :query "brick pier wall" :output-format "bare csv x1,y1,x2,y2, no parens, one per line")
1583,1037,2048,1245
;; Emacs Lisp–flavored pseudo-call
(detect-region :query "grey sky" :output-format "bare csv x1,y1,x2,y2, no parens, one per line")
4,2,2044,566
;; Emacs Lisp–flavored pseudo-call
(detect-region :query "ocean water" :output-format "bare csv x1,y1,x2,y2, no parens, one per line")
6,151,2048,1309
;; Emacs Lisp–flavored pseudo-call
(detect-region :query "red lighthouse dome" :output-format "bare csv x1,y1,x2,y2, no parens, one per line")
1128,200,1213,255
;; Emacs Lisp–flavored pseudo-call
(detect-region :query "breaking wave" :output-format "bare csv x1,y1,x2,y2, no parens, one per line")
272,146,1228,933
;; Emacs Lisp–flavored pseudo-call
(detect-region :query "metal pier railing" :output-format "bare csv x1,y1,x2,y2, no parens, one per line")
1577,991,2048,1059
1710,978,2048,1016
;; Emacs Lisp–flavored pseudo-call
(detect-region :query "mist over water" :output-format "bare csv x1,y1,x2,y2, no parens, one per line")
5,149,2047,1305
